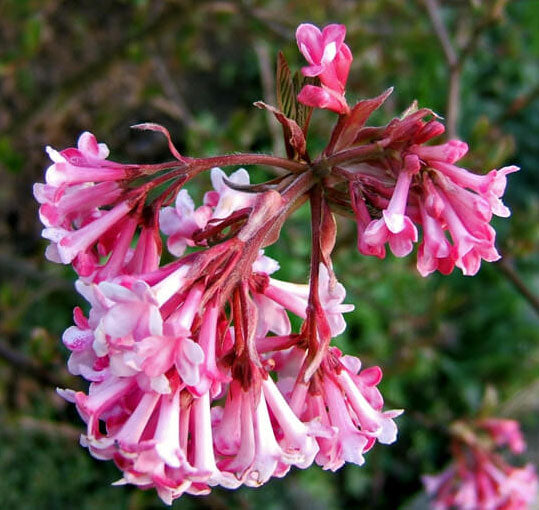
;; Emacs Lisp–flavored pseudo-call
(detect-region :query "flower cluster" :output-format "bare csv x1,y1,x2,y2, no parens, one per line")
423,419,538,510
36,132,401,503
34,20,525,505
344,116,518,276
294,25,518,277
314,95,519,277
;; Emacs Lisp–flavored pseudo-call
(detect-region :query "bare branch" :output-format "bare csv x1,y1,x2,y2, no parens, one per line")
0,337,68,389
497,83,539,122
496,258,539,316
3,6,191,138
424,0,510,139
424,0,458,68
446,70,461,140
460,0,509,64
254,41,285,159
423,0,460,138
150,48,195,127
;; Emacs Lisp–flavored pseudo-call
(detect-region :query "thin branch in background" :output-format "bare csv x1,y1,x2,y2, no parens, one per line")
459,0,509,63
15,416,81,441
496,257,539,316
3,4,191,138
422,2,539,315
424,0,458,67
497,82,539,122
238,0,294,40
254,40,286,159
500,379,539,417
0,337,67,389
423,0,460,139
423,0,508,139
150,47,195,128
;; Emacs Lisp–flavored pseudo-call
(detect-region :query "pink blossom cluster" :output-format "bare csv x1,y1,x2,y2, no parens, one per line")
343,113,518,276
33,21,523,505
35,132,401,503
295,24,518,276
423,419,538,510
34,131,157,279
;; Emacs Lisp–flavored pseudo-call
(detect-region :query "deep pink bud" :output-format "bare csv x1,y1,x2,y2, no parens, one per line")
296,23,352,114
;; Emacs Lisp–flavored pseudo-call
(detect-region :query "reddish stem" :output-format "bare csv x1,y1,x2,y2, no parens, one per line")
324,141,387,168
232,287,245,358
256,334,302,354
188,153,306,175
192,208,251,244
302,184,332,383
240,280,262,369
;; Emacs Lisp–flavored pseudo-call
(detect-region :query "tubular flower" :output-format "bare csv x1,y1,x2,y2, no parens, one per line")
278,347,402,471
423,419,538,510
34,131,167,279
56,246,392,502
44,143,399,502
323,94,519,276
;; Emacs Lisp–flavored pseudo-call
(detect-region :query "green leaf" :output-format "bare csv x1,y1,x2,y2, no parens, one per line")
23,16,43,56
0,136,23,174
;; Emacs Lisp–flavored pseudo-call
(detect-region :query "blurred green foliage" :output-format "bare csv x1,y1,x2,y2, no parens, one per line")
0,1,537,509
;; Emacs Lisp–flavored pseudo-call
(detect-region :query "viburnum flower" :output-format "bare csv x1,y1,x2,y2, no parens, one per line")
56,223,400,502
296,23,352,114
34,131,163,279
423,419,538,510
34,20,519,505
38,140,399,501
320,91,518,276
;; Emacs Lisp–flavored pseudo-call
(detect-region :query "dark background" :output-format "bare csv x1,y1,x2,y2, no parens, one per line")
0,1,538,509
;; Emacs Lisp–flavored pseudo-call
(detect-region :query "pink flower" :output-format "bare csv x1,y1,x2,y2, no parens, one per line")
160,190,212,256
423,418,538,510
479,419,526,455
336,101,518,276
56,237,367,503
262,263,354,336
297,85,350,115
424,460,538,510
62,306,108,382
362,155,420,257
34,132,164,280
159,168,256,257
54,227,400,504
296,23,352,114
282,348,402,472
32,19,522,507
208,167,256,219
42,200,132,265
350,184,386,258
43,131,130,187
34,181,122,229
417,201,454,276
